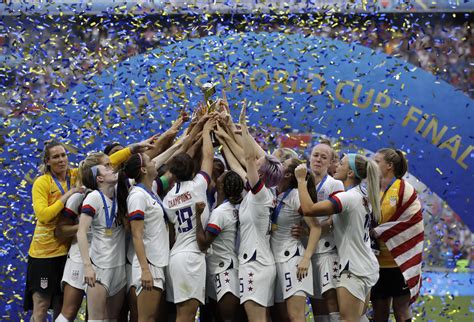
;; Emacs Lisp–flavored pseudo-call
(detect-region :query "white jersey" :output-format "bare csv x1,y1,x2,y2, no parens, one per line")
62,192,87,263
127,184,170,267
314,175,344,254
329,186,379,277
163,171,210,255
81,190,125,269
206,201,239,274
238,180,276,266
270,189,305,263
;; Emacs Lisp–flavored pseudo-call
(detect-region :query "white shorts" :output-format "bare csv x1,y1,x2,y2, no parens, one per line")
336,270,379,302
87,264,126,297
208,268,240,302
239,260,276,307
311,251,339,299
206,270,216,301
275,255,313,303
61,258,85,291
131,262,166,292
168,252,206,304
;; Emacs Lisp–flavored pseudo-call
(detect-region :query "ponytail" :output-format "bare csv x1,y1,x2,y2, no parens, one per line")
353,154,381,223
117,154,144,227
377,148,408,179
365,160,381,223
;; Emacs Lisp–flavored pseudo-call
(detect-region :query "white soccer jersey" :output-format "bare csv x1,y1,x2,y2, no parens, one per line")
62,192,87,263
329,186,379,277
81,190,125,269
314,175,344,254
206,201,239,274
163,171,211,255
270,188,305,263
238,179,276,266
127,184,170,267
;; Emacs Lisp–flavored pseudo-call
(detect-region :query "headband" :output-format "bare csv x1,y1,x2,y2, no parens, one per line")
347,153,361,179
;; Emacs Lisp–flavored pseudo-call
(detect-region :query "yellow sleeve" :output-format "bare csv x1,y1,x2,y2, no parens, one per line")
110,147,132,169
32,176,64,224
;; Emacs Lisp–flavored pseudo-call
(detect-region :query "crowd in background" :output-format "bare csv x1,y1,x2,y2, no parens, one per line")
0,13,472,114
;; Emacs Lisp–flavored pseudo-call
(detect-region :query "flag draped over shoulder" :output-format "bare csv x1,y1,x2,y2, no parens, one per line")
373,179,424,304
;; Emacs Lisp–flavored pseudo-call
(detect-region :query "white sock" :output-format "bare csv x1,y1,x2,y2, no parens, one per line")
329,312,341,322
55,314,70,322
315,316,331,322
359,314,370,322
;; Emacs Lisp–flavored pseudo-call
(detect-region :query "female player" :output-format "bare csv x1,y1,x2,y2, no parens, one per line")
308,142,344,322
163,117,216,322
24,140,83,321
371,148,423,322
76,158,126,320
295,153,381,322
118,153,170,322
195,170,244,322
238,114,284,322
54,140,157,322
272,157,321,322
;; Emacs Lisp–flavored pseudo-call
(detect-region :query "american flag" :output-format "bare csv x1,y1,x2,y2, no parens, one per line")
373,179,424,304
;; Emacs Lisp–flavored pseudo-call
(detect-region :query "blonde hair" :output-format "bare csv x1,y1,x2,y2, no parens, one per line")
353,155,381,223
274,148,298,162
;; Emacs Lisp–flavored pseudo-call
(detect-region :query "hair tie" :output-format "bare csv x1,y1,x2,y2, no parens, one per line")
347,153,361,179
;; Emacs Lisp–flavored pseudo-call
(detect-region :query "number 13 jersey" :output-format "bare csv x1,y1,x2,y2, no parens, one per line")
163,171,211,255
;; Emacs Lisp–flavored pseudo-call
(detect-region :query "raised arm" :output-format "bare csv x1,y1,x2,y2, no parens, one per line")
220,140,247,180
200,117,216,176
145,113,188,159
240,105,259,187
295,164,335,217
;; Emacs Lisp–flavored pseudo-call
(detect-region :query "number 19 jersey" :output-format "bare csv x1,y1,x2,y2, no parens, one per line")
163,171,210,255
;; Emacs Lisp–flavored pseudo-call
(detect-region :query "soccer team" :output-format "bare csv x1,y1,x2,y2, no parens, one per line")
24,95,423,322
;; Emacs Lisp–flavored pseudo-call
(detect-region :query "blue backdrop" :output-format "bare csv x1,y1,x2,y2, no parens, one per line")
0,31,473,315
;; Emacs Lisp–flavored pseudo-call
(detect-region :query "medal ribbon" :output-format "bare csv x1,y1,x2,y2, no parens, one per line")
98,190,117,231
52,173,70,195
271,189,292,224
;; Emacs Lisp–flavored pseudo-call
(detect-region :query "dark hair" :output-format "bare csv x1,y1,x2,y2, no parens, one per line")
223,171,244,204
104,142,122,156
169,153,195,182
286,158,318,203
377,148,408,179
40,140,66,174
117,153,144,222
157,163,169,178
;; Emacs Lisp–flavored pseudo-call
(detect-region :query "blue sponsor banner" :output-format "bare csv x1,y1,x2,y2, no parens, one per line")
2,32,473,231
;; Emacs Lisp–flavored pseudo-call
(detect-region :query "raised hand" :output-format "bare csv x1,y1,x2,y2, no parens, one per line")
294,164,308,182
131,135,159,154
195,201,206,215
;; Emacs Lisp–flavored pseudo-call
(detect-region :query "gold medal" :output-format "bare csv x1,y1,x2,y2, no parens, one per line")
105,228,113,237
271,223,278,232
